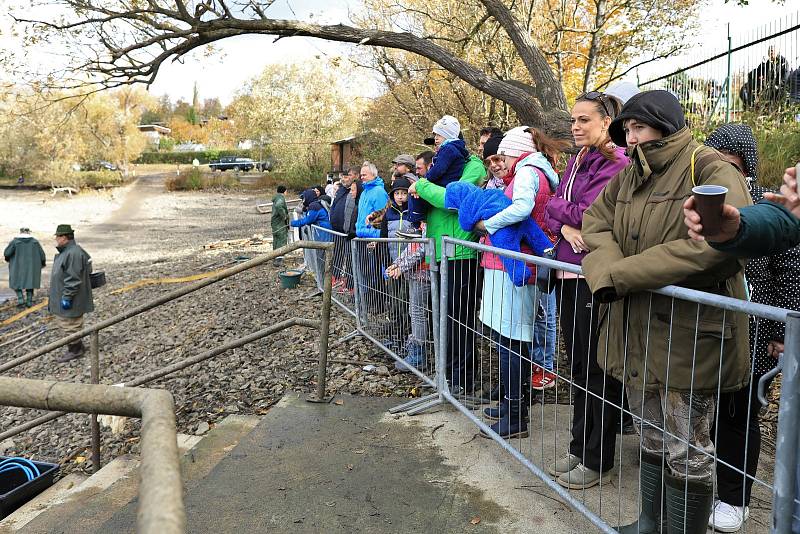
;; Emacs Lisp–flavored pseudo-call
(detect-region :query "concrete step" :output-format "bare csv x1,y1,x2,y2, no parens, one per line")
19,417,259,534
0,473,87,533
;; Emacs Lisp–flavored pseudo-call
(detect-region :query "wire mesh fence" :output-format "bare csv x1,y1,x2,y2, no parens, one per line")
638,11,800,128
292,221,800,532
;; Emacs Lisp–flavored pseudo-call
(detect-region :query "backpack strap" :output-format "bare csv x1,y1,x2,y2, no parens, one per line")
690,145,727,187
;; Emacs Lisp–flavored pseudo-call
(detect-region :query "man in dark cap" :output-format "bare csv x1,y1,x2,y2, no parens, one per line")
4,228,46,308
49,224,94,363
581,90,753,533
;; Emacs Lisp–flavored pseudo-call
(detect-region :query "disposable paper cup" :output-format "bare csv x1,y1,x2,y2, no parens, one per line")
692,185,728,236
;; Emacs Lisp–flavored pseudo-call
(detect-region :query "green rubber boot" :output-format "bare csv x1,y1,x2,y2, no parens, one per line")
617,451,667,533
25,289,34,308
15,289,24,307
663,471,713,534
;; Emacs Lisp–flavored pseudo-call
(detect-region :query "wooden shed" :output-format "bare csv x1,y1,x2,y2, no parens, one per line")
330,136,362,173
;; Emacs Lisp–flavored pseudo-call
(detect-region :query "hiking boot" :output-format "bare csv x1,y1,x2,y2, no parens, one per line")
395,343,425,373
616,451,667,533
557,463,602,489
57,341,85,363
548,453,581,477
664,471,714,534
618,418,637,435
480,397,528,439
708,500,749,532
483,403,505,421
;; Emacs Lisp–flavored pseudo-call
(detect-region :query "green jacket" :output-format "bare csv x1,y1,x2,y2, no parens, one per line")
48,240,94,318
582,127,752,394
711,201,800,258
415,154,485,262
4,236,46,290
270,193,289,234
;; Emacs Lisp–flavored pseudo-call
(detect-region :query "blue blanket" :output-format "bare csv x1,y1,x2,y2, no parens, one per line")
444,182,552,286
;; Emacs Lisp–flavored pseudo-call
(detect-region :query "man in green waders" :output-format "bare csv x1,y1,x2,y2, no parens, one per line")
271,185,289,265
4,227,46,307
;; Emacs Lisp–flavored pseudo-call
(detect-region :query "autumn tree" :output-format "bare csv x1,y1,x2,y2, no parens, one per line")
226,60,362,177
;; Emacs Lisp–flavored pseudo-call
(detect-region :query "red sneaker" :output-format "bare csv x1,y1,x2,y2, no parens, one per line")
532,370,557,390
530,366,543,387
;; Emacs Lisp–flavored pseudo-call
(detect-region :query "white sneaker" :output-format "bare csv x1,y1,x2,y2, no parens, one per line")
709,499,749,532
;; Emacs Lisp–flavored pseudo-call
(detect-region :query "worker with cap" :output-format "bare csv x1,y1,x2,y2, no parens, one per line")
49,224,94,363
4,227,46,308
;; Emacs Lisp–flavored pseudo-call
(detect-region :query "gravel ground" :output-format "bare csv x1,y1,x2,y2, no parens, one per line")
0,175,421,475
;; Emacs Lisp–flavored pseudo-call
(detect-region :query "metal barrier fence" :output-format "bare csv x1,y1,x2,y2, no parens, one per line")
637,11,800,127
295,226,442,413
436,236,798,533
291,225,799,532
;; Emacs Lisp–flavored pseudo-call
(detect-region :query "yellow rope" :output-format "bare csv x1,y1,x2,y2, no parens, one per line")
1,267,230,328
109,268,229,295
0,300,49,328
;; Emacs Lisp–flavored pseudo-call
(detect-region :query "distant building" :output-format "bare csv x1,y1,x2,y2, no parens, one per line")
330,136,362,174
137,124,171,149
174,142,206,152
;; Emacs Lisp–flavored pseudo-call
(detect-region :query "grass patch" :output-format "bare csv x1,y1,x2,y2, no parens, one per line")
0,170,125,189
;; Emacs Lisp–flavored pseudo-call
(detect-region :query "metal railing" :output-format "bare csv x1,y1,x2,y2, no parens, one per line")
302,226,800,533
435,236,798,534
0,377,183,534
0,241,334,477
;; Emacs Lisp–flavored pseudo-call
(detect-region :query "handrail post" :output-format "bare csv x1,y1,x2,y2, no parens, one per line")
773,312,800,533
315,244,334,400
90,330,101,473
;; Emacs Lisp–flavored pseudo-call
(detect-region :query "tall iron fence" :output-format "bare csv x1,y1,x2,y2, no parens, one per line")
299,227,800,533
638,11,800,128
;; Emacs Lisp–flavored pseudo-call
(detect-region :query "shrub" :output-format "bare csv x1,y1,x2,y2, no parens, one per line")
165,168,239,191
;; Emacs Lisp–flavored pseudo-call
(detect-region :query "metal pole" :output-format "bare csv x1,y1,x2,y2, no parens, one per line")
90,331,101,474
316,245,334,400
726,23,732,122
773,312,800,533
438,239,451,394
351,241,366,328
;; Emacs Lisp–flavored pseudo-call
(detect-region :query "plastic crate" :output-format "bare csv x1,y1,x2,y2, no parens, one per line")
0,457,60,518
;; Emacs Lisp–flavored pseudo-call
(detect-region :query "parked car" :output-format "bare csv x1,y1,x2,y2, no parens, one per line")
209,157,255,172
83,161,118,171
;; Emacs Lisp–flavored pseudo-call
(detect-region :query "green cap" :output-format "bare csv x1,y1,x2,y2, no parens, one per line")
55,224,74,236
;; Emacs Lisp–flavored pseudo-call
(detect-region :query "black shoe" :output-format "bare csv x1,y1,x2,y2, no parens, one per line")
619,419,636,435
57,342,85,363
396,229,423,240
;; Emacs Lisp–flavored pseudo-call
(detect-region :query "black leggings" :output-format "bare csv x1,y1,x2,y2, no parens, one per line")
712,374,773,507
558,278,623,473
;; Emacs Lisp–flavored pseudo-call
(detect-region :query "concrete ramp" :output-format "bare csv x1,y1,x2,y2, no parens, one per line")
100,394,506,533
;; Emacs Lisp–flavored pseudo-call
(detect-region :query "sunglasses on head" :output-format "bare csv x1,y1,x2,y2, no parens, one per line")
578,91,612,117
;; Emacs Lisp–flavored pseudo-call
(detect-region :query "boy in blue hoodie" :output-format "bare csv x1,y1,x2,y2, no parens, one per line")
408,115,469,222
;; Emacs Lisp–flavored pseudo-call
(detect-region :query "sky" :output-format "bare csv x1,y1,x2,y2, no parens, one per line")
0,0,795,105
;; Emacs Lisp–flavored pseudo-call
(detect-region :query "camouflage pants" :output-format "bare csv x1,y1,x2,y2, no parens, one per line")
627,388,716,482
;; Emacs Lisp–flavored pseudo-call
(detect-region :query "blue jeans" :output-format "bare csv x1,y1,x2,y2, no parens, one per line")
533,289,556,372
492,329,533,401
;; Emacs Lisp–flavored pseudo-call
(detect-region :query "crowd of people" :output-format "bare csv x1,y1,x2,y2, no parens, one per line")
283,81,800,533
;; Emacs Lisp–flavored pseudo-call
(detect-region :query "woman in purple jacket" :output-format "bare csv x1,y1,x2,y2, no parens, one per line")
543,92,630,490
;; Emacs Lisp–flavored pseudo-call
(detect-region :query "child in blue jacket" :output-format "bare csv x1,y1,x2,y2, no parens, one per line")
408,115,469,222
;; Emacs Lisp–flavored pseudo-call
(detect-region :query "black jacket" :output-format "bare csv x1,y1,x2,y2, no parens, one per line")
330,182,362,235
